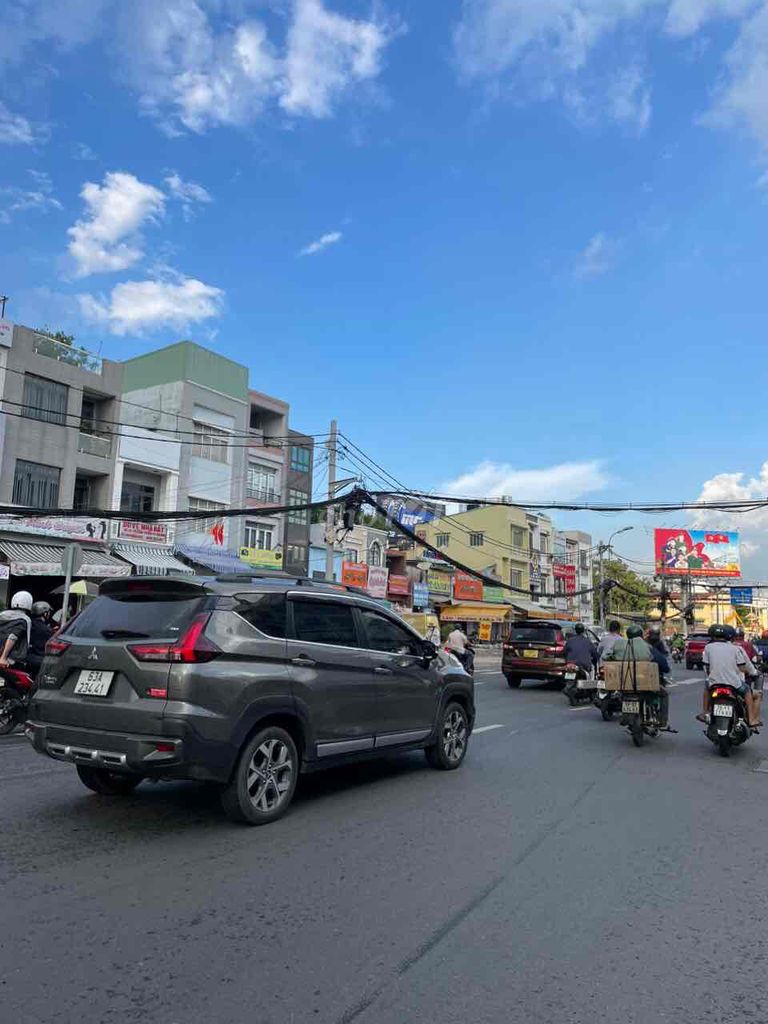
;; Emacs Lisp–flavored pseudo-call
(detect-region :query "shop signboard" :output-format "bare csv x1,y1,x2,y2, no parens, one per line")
427,571,451,597
0,516,108,543
367,566,389,599
453,572,483,602
117,520,169,544
553,562,577,595
341,561,368,589
412,582,429,607
483,585,506,604
654,529,741,578
387,574,410,597
239,547,284,569
730,587,753,606
0,565,9,580
477,622,492,642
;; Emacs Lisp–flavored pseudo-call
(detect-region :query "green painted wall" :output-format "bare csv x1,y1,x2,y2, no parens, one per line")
121,341,248,400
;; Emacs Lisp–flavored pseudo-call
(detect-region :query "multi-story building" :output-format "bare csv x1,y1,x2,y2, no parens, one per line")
283,429,314,576
245,390,290,571
556,529,594,623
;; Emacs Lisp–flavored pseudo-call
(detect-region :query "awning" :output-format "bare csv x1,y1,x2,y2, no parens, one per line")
113,542,194,576
175,543,255,575
510,598,557,616
0,540,130,578
440,603,511,623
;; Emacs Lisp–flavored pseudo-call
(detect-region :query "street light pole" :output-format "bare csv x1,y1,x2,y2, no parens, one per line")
598,526,634,628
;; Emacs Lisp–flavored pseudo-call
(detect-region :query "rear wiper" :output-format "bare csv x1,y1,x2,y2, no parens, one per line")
100,629,151,639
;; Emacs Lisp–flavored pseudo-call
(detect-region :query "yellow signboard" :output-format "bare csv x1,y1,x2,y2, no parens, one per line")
239,547,283,569
477,621,492,642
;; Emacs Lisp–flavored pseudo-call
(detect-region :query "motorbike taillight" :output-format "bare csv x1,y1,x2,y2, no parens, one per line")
711,687,733,698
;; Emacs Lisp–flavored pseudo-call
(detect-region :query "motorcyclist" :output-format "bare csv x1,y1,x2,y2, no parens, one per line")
646,624,670,658
698,624,761,728
607,624,670,727
597,620,622,662
446,626,473,673
0,591,33,668
27,601,54,680
733,626,758,665
564,623,598,674
670,633,684,661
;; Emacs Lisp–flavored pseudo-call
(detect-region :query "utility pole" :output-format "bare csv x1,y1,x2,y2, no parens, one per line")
325,419,338,582
597,543,604,628
0,296,7,318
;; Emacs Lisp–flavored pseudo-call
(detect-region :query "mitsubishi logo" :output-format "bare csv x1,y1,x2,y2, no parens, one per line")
88,647,98,661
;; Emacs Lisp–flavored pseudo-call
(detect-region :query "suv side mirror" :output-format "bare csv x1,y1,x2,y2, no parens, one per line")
421,640,438,666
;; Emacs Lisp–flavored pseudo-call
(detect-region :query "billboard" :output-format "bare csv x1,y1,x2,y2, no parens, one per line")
553,562,577,595
341,561,368,589
453,572,483,602
654,529,741,578
367,566,389,599
383,497,436,528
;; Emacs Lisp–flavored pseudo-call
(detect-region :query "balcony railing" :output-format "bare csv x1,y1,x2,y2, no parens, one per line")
33,332,102,373
247,487,281,503
78,430,112,459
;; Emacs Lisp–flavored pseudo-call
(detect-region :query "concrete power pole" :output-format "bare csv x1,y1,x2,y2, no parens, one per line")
325,420,338,582
597,543,604,628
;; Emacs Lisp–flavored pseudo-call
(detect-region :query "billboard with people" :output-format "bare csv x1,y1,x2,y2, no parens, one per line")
654,529,741,578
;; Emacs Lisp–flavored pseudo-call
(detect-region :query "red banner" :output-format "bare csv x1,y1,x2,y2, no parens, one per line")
341,561,368,589
553,562,577,595
387,574,410,596
453,572,483,602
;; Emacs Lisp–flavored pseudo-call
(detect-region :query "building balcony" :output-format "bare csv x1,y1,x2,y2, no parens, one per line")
33,332,103,373
78,430,112,459
247,487,281,504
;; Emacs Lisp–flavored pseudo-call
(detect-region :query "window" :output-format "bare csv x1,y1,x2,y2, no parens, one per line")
344,548,359,563
285,543,307,567
288,488,309,524
22,374,68,426
244,521,273,549
188,497,226,531
73,475,92,512
66,593,203,640
510,569,523,588
292,600,358,647
512,528,525,549
80,396,97,434
540,533,549,554
360,609,422,655
368,541,382,567
436,533,450,548
121,481,156,513
12,460,60,508
247,463,278,502
469,532,484,547
580,550,589,571
192,421,229,463
234,593,286,638
290,446,311,473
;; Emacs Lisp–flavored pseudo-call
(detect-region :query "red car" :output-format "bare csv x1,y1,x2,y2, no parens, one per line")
502,619,599,689
684,632,709,670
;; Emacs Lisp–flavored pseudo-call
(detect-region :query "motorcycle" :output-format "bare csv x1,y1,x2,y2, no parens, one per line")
704,682,754,758
0,665,35,735
619,689,667,747
444,643,475,676
563,663,597,707
672,647,683,665
594,668,622,721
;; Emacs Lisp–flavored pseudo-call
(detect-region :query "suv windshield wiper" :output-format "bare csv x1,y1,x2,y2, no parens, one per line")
99,629,151,639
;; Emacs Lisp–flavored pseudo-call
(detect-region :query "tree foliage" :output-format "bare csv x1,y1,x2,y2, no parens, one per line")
594,558,655,615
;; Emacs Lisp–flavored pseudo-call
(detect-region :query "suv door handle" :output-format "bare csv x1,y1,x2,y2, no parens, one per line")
291,656,316,667
373,666,393,675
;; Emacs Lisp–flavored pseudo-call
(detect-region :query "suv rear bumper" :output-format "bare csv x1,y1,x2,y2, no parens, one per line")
25,719,220,782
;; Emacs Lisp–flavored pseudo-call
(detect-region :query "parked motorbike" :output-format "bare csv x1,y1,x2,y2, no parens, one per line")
0,665,35,735
563,663,597,707
704,682,754,758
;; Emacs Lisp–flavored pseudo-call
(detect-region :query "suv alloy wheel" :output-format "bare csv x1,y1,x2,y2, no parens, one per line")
425,701,469,770
221,726,299,825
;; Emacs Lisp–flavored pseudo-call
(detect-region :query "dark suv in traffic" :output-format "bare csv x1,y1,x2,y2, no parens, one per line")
502,619,600,688
26,575,474,825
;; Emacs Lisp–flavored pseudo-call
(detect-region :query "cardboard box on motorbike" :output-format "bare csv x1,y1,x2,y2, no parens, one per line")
602,661,660,692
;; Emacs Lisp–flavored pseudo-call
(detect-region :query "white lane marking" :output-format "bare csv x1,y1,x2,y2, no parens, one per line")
668,679,702,688
473,724,505,734
568,705,594,711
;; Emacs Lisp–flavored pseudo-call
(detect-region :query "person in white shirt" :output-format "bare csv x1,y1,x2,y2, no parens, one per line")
447,627,467,655
698,624,761,728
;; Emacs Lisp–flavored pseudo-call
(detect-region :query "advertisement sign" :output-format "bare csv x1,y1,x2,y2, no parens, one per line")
0,565,8,579
0,516,108,543
239,547,283,569
412,582,429,607
730,587,753,606
0,320,13,348
427,571,451,596
553,563,577,595
387,574,410,597
118,520,169,544
453,572,483,602
483,585,506,604
367,566,389,599
383,497,436,528
477,622,492,642
341,561,368,589
654,529,741,578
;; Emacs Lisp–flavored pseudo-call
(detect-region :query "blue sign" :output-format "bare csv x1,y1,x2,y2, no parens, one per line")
730,587,753,605
412,582,429,608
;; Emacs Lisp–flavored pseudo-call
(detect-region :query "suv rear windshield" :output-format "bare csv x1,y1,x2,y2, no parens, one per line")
65,594,204,640
510,626,559,644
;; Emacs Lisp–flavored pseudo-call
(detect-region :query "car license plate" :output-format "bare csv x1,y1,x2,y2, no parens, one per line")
74,670,114,697
523,649,538,659
565,672,577,680
622,700,640,714
713,703,733,718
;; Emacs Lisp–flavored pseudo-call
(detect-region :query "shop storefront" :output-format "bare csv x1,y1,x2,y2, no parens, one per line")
111,520,193,576
440,603,511,641
175,543,256,575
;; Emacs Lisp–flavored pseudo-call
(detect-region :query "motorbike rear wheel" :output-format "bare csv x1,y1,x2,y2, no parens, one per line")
601,707,614,722
630,718,645,747
0,692,20,735
717,735,731,758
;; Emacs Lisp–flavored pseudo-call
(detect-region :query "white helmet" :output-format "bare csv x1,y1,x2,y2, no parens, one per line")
10,590,33,611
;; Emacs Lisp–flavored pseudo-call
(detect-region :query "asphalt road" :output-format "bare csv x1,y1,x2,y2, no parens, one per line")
2,665,767,1024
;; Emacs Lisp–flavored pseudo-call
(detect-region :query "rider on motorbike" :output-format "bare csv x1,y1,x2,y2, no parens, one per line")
698,624,761,728
446,626,474,673
27,601,54,680
607,624,670,727
564,623,598,676
0,591,33,668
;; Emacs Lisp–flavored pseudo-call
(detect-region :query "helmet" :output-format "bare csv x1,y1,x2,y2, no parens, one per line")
10,590,33,611
31,601,52,619
574,622,585,634
708,623,730,641
626,625,643,639
648,623,661,635
723,625,736,641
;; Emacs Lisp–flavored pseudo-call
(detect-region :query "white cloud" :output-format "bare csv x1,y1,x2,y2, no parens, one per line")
67,171,166,277
165,171,212,219
0,170,62,224
79,274,223,335
72,142,98,160
704,4,768,148
665,0,757,37
299,229,342,255
573,232,614,278
606,65,652,133
690,461,768,572
0,102,37,145
440,459,609,501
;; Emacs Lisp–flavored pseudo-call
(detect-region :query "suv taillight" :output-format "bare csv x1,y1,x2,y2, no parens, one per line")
128,614,220,664
45,637,71,657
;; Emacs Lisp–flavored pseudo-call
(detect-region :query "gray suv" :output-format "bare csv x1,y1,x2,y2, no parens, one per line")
26,575,475,825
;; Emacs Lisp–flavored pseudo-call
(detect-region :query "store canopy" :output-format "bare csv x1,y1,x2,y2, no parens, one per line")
441,603,511,623
0,540,130,578
510,598,557,616
113,542,194,576
175,544,255,576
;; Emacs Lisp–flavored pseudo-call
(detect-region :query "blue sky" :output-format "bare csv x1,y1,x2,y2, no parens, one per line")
2,0,768,573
